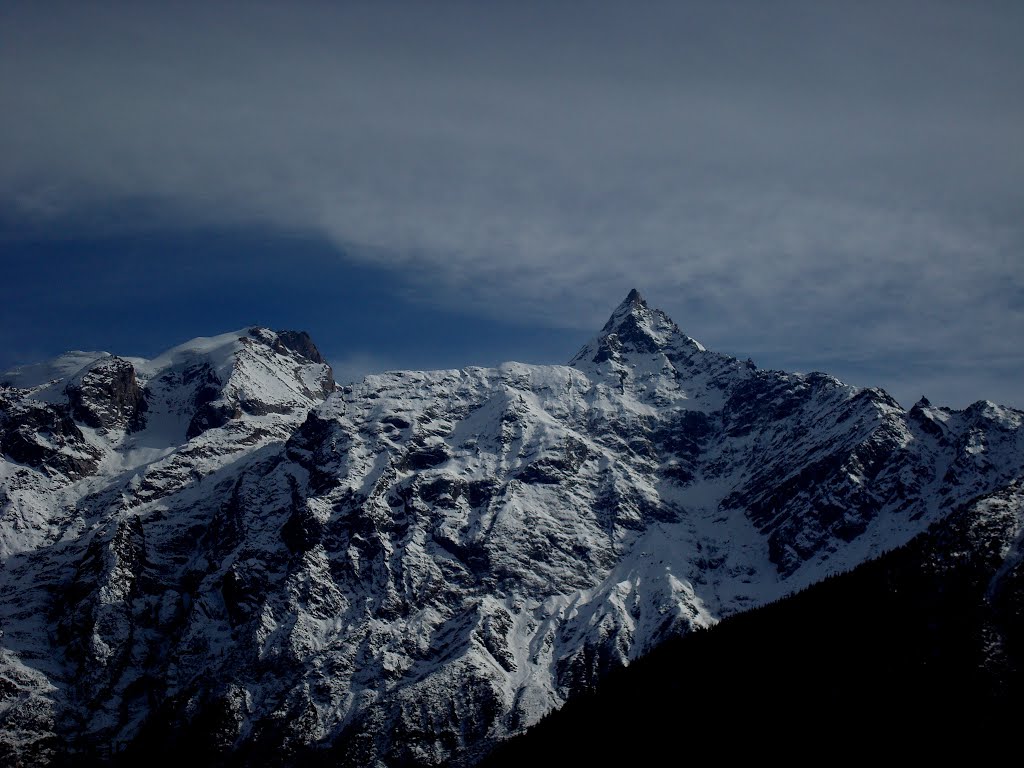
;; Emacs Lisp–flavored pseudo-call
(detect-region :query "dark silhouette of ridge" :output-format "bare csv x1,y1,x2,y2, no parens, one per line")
481,497,1022,765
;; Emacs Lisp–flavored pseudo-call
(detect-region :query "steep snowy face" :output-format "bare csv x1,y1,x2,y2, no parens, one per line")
0,296,1022,767
0,327,337,761
569,288,748,411
0,327,335,557
571,289,705,366
130,326,336,442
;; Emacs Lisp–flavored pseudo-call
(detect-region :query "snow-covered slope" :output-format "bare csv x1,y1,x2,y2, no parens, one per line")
0,328,335,558
0,296,1021,766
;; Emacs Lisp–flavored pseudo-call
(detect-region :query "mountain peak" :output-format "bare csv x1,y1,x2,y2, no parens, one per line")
624,287,646,307
571,290,706,369
245,327,327,366
601,289,650,333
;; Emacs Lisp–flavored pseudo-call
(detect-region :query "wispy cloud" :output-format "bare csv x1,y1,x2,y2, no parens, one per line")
327,353,402,387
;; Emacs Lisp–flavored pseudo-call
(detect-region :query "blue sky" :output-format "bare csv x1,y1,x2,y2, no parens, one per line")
0,226,585,383
2,1,1022,409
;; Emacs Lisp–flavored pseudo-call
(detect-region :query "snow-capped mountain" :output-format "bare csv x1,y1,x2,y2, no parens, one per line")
1,294,1021,766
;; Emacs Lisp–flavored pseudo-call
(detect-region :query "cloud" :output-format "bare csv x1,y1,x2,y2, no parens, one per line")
327,353,401,387
2,0,1022,407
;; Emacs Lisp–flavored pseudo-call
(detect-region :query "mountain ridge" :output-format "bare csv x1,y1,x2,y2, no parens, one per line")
1,294,1021,766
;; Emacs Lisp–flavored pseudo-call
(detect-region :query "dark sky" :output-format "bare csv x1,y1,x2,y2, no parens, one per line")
2,1,1022,408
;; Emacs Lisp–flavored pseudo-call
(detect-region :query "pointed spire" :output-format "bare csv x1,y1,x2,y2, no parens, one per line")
623,288,646,308
601,289,649,333
569,289,709,368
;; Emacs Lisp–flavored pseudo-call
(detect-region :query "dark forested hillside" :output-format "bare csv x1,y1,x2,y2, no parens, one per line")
482,487,1023,765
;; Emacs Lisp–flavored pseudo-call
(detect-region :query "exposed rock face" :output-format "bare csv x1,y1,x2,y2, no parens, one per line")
0,300,1021,767
0,393,100,480
271,329,329,366
181,328,336,440
65,356,147,433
